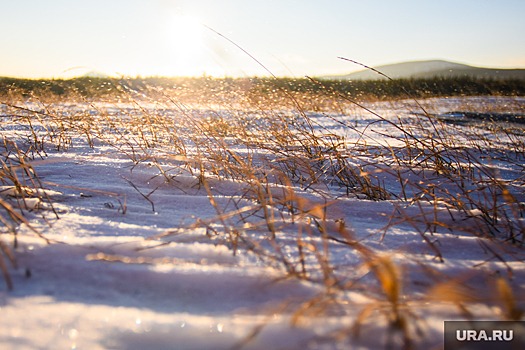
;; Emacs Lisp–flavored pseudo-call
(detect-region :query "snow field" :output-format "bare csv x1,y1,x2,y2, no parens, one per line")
0,96,524,349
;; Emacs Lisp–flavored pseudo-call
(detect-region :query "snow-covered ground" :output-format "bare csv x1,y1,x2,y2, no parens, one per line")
0,96,524,349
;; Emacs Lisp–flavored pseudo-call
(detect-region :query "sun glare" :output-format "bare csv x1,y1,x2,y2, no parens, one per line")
163,14,207,76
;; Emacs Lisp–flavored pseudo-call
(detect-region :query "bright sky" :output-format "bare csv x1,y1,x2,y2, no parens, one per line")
1,0,524,78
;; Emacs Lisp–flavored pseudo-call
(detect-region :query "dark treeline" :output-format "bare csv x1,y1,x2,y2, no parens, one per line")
1,75,524,101
265,76,525,99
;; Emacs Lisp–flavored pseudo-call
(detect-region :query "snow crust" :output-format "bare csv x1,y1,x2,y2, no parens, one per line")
0,96,523,349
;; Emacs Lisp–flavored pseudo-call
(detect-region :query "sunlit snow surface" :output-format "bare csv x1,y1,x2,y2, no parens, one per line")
0,96,524,349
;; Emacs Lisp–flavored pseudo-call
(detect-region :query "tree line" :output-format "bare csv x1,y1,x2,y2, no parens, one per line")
1,75,523,101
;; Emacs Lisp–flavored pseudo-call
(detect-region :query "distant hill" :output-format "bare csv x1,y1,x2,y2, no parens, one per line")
325,60,525,81
81,70,110,78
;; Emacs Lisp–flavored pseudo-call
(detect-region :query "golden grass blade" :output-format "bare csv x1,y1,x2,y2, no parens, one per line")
495,277,524,321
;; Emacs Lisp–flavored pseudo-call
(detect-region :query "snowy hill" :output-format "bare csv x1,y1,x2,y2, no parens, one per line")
326,60,525,80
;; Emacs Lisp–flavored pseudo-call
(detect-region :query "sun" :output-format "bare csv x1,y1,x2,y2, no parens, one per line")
163,14,207,76
166,14,203,54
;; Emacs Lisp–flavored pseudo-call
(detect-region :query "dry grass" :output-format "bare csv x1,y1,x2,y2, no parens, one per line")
1,72,524,348
0,133,55,289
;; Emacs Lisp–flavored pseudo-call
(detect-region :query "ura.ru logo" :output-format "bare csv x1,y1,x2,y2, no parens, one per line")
456,329,513,342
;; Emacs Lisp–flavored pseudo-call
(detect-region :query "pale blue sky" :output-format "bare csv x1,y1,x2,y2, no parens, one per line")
1,0,524,78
